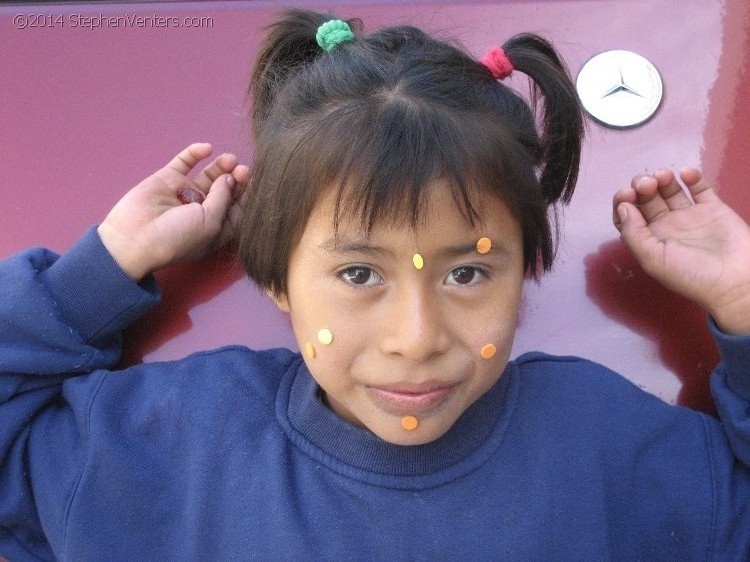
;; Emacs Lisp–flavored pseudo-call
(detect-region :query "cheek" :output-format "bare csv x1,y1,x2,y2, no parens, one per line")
289,295,374,377
459,288,522,371
465,318,517,400
472,323,515,373
465,281,522,333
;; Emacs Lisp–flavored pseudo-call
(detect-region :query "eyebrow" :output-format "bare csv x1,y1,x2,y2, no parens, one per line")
439,243,508,259
319,239,395,258
319,238,510,259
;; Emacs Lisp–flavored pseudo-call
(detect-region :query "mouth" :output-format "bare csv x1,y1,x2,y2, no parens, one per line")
366,382,459,415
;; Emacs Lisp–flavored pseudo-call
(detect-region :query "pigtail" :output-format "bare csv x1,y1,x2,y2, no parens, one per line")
248,9,361,140
502,34,584,205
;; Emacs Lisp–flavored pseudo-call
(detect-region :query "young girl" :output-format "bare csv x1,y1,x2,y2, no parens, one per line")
2,8,750,560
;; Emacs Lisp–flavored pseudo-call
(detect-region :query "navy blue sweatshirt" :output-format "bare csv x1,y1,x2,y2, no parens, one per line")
2,227,750,560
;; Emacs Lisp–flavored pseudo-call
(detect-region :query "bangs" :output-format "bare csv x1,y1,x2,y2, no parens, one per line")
280,93,538,238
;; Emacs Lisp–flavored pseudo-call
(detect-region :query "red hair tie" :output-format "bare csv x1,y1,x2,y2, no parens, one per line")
480,46,513,80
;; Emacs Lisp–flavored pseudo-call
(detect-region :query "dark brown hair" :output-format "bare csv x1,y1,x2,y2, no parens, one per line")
239,8,584,297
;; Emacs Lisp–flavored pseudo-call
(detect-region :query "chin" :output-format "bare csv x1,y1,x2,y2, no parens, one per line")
369,420,451,446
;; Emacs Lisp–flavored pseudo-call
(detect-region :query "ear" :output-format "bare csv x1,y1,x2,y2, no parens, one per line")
266,289,290,313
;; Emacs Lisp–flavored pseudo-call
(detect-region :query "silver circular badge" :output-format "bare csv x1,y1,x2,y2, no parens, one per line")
576,50,663,128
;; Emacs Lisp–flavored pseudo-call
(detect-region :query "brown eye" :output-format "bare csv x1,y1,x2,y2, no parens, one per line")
447,266,484,286
452,267,476,284
341,267,380,287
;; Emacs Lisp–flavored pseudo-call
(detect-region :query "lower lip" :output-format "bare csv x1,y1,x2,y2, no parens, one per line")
367,385,456,415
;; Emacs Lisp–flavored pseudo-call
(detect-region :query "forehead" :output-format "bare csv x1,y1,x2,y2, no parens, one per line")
303,179,521,249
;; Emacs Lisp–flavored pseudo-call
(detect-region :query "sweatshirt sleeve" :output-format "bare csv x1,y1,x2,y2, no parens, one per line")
705,318,750,558
709,317,750,466
0,226,160,561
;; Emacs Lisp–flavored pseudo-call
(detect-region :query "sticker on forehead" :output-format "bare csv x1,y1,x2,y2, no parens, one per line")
476,237,492,254
305,342,316,359
317,328,334,346
412,253,424,270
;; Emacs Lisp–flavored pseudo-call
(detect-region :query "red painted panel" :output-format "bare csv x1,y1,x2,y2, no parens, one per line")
2,0,747,413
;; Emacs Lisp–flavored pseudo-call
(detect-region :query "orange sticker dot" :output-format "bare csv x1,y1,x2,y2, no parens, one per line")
305,342,316,359
480,343,497,359
476,237,492,254
401,415,419,430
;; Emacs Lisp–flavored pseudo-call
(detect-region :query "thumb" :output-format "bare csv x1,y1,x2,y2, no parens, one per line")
617,202,662,271
202,174,235,234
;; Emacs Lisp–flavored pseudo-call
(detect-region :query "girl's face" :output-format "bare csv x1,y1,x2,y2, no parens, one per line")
273,180,525,445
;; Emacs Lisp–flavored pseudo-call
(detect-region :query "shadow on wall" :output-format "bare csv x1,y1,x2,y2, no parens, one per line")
584,240,718,414
119,249,244,367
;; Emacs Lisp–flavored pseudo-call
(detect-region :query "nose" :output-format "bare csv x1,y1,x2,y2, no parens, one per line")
379,284,451,363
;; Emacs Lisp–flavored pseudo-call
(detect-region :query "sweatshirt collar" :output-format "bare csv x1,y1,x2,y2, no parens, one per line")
276,358,517,487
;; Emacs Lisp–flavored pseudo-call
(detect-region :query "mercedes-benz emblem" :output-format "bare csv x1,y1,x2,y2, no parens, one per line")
576,50,663,128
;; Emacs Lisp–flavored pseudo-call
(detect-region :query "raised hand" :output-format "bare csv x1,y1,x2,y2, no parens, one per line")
613,168,750,335
97,143,250,282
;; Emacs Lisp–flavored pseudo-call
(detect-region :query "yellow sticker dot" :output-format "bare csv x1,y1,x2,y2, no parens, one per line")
401,415,419,431
412,253,424,270
480,343,497,359
317,328,334,346
305,342,316,359
476,237,492,254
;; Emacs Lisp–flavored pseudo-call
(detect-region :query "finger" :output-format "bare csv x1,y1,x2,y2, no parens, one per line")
231,164,251,186
165,143,213,175
616,202,662,274
230,165,251,202
652,168,692,210
234,176,251,214
215,177,250,248
631,174,671,223
231,179,251,224
612,186,637,231
193,153,238,192
201,174,235,235
217,194,247,247
680,167,719,204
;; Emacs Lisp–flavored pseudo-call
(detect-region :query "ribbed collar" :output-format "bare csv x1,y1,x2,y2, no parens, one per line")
275,359,518,489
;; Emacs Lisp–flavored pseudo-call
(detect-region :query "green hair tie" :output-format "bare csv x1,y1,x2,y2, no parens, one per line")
316,20,354,52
